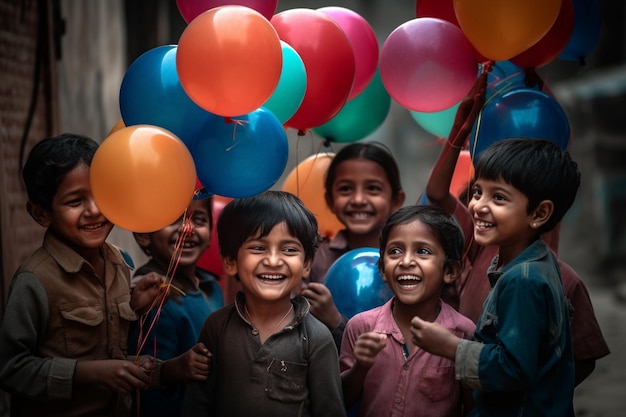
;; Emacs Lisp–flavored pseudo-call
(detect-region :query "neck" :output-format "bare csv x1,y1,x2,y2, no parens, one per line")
345,230,380,249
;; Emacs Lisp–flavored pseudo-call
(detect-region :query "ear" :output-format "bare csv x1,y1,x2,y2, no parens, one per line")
222,256,238,276
443,260,462,285
530,200,554,230
133,232,151,250
302,259,312,279
26,201,50,227
391,190,406,212
324,191,335,214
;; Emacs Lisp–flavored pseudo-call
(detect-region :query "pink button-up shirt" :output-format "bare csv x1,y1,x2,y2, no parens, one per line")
340,298,475,417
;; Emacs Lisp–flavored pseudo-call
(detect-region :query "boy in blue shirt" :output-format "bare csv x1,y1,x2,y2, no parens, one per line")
411,138,579,417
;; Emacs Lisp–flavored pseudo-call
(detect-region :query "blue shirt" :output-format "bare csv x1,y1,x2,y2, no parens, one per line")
455,239,575,417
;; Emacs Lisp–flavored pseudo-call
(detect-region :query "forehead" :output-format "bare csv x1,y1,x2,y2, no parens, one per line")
386,219,439,246
333,158,387,181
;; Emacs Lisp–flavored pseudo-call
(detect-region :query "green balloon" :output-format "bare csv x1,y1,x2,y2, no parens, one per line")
410,101,460,138
313,69,390,143
264,41,307,124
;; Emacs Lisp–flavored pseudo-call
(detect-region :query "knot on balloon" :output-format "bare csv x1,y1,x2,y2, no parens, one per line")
193,187,212,200
481,60,495,74
181,218,194,238
323,139,332,148
297,129,307,137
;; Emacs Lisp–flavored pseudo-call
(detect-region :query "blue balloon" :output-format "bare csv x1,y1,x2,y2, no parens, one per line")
486,61,527,100
469,88,570,163
191,107,289,198
559,0,602,64
119,45,218,148
324,248,393,319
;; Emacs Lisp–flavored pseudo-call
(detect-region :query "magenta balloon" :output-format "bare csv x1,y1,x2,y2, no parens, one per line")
175,0,278,23
380,17,478,112
318,6,379,100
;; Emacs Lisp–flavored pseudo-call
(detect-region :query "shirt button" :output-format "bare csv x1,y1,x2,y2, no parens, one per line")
403,364,410,370
395,398,401,404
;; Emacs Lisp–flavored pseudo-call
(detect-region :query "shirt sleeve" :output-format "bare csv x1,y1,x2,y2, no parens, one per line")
0,273,76,400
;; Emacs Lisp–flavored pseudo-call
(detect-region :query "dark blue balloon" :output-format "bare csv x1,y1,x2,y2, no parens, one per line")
191,107,289,198
486,61,527,100
119,45,218,148
324,248,393,319
469,88,570,162
559,0,602,63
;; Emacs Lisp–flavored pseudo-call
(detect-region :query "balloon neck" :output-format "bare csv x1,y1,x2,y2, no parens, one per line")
481,60,495,74
297,129,307,136
578,57,587,66
323,139,332,148
224,117,233,124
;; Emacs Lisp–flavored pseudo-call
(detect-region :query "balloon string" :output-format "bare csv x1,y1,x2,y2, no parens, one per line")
134,205,196,359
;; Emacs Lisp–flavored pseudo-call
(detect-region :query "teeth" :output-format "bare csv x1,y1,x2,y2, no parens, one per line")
83,223,102,230
398,275,421,282
349,212,372,219
476,220,493,228
259,274,284,280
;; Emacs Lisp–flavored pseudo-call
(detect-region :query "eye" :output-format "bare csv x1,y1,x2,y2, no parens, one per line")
493,193,507,202
66,198,82,207
417,247,432,256
192,214,209,227
335,184,353,194
366,183,383,193
386,247,402,257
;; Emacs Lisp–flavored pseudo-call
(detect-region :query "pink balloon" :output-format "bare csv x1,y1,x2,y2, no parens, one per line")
380,17,477,112
175,0,278,23
318,6,379,100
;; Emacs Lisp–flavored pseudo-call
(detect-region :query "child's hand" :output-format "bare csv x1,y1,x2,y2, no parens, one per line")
163,343,212,382
134,354,156,374
353,332,387,369
75,359,151,394
131,272,166,314
410,316,460,360
301,282,343,329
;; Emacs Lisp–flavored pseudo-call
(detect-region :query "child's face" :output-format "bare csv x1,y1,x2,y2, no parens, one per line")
146,201,212,269
223,221,311,303
380,219,452,310
468,177,536,259
327,158,402,238
39,163,114,257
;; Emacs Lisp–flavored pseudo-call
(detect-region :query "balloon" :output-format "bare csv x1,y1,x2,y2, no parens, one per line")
263,41,307,124
119,45,218,148
271,9,356,130
324,248,393,319
191,107,289,198
469,88,571,161
558,0,602,63
380,17,477,112
90,125,196,233
416,0,459,25
511,0,575,68
410,101,461,138
313,69,390,143
453,0,562,61
450,150,474,197
282,153,343,240
177,6,282,117
175,0,278,23
486,61,527,99
318,6,379,100
107,119,125,136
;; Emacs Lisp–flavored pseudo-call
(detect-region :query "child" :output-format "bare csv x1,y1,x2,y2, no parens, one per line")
425,72,609,385
128,195,224,417
302,142,406,347
181,191,347,417
0,133,164,417
412,138,580,416
341,205,476,417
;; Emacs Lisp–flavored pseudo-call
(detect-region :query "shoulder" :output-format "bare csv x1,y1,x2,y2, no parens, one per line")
439,301,476,336
106,243,135,270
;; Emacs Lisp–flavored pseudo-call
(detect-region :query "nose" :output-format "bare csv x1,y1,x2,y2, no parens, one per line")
350,187,366,205
84,195,101,216
263,249,284,266
399,252,415,268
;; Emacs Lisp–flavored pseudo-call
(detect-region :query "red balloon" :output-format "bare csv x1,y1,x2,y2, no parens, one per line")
318,7,378,100
416,0,459,25
511,0,575,68
271,9,356,131
176,0,278,23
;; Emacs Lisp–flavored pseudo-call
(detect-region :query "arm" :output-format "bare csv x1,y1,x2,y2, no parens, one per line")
340,332,387,408
425,70,488,213
131,272,166,315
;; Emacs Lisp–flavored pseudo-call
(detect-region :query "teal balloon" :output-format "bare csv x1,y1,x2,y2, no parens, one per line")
263,41,307,124
313,69,390,143
410,101,460,138
324,248,393,319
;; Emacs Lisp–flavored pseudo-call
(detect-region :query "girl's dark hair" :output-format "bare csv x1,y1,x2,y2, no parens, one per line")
474,138,580,234
22,133,99,211
325,142,403,201
379,205,464,270
217,191,321,263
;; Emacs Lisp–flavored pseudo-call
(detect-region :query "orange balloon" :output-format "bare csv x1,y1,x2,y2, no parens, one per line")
90,125,197,233
176,5,282,117
453,0,562,61
282,153,343,240
107,119,125,136
450,150,474,197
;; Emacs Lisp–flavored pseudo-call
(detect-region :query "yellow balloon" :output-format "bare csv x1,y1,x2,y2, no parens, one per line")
90,125,196,232
282,153,343,240
454,0,562,61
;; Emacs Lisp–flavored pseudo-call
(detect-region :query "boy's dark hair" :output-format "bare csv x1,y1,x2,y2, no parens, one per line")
22,133,99,211
379,205,464,271
217,190,321,263
474,138,580,234
325,142,403,200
